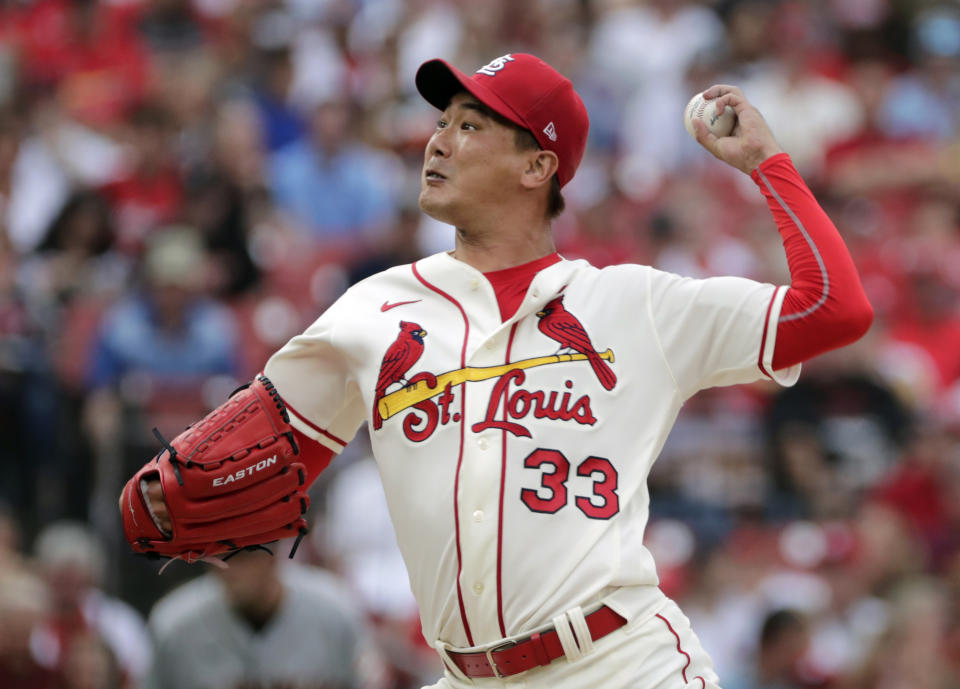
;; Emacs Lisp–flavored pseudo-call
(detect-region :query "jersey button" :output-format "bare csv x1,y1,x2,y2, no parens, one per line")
473,510,483,522
477,438,488,450
485,340,496,350
473,583,484,595
470,279,480,291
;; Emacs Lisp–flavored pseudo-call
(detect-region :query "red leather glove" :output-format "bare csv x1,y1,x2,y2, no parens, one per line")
120,375,309,564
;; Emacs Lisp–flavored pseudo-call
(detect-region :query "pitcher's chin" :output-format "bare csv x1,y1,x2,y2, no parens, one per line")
417,190,455,224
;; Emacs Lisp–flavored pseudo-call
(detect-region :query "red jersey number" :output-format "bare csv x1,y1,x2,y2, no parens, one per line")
520,449,619,519
520,449,569,514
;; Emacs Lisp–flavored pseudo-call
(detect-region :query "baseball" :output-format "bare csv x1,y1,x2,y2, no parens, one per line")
684,91,736,139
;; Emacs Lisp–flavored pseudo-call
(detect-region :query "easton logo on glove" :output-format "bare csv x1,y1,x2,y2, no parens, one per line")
212,456,278,487
121,375,309,567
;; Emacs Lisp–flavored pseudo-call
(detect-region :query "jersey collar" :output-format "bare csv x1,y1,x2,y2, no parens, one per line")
413,251,586,333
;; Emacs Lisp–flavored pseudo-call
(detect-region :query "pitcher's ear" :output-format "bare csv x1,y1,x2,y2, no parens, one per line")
521,150,559,190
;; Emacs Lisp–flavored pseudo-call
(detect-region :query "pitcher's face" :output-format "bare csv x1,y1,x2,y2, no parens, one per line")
419,93,528,227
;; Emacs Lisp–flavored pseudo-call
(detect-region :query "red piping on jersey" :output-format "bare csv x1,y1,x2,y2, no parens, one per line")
411,261,475,646
496,322,520,638
757,286,780,379
282,398,347,448
656,613,706,689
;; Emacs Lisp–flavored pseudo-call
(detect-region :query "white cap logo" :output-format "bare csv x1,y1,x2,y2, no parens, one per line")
543,121,557,142
476,54,515,76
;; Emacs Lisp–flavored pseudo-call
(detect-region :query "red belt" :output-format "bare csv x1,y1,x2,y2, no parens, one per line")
446,606,627,679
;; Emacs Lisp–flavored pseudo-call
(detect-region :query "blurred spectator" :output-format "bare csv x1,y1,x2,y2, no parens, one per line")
145,549,384,689
740,609,814,689
882,214,960,400
60,631,124,689
182,172,260,298
0,502,22,569
854,577,958,689
0,106,70,254
590,0,724,177
15,0,149,129
136,0,212,57
765,364,911,519
85,227,240,393
0,108,20,231
268,95,402,247
852,501,925,596
208,99,268,194
683,545,766,688
798,522,889,682
32,521,151,688
0,567,58,689
100,102,183,255
246,10,306,153
871,421,960,571
0,228,60,535
82,228,242,538
727,2,864,177
347,205,425,285
19,190,127,312
880,6,960,141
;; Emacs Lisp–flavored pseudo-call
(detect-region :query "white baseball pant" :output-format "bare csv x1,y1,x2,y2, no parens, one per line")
426,598,722,689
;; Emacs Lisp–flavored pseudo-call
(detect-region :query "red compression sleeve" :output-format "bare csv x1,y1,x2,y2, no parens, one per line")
291,427,336,485
751,154,873,371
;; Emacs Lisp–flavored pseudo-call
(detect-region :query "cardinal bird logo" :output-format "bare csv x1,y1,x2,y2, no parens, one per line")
373,321,427,429
536,296,617,390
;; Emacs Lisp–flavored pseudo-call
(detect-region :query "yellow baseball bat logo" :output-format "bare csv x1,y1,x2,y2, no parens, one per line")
377,349,615,421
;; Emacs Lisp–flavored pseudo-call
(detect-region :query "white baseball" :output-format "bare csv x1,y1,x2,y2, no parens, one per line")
684,91,736,139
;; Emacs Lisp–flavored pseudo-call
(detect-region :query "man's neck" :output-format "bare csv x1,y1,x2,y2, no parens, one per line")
451,217,556,273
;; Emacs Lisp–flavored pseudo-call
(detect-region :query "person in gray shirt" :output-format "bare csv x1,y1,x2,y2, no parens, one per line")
145,548,383,689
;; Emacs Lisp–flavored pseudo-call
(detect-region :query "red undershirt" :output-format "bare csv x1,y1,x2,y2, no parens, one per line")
483,252,563,322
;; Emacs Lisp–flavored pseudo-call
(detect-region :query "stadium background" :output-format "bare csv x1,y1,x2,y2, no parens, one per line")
1,0,959,687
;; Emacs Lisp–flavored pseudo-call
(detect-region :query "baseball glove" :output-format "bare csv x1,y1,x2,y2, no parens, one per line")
120,374,309,566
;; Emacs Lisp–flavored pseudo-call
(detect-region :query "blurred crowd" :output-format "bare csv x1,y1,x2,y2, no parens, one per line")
0,0,959,688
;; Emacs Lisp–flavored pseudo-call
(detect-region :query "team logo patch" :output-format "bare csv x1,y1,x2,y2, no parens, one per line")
476,54,515,77
372,297,616,441
543,121,557,142
536,296,616,390
373,321,427,430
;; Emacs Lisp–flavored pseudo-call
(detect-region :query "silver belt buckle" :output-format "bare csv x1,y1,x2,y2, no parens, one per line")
484,639,518,679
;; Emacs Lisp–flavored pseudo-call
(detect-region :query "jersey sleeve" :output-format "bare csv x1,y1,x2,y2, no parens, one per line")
645,268,800,398
263,297,366,454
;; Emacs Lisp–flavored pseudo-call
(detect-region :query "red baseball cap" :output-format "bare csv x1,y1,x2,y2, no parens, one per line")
415,53,589,188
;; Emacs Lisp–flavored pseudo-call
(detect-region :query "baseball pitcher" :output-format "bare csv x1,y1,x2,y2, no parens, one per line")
120,53,872,688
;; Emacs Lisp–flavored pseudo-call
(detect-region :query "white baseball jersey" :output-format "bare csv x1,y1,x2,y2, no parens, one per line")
264,251,800,649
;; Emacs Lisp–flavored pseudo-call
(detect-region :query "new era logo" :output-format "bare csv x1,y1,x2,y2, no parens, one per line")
543,121,557,142
476,54,515,77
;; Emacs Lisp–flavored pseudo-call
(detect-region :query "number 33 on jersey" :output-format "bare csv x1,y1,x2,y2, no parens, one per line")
263,251,797,647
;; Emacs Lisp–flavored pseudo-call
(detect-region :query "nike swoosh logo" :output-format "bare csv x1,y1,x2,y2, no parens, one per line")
381,299,422,312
